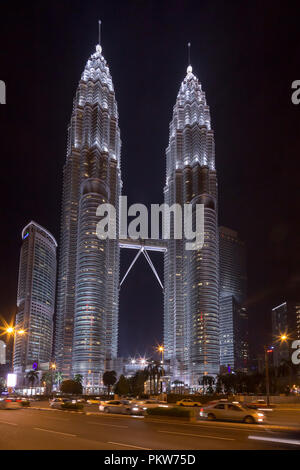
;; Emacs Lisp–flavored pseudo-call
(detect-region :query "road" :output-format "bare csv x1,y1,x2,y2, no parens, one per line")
0,406,299,450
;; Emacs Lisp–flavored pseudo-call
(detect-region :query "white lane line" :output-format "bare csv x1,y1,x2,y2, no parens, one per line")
0,420,18,426
158,430,235,441
108,441,151,450
248,435,300,446
34,427,76,437
88,422,128,429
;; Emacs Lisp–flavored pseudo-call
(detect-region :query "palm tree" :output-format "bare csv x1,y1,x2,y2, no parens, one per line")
26,369,38,388
144,360,156,395
55,371,63,387
74,374,83,385
41,371,52,393
151,361,165,394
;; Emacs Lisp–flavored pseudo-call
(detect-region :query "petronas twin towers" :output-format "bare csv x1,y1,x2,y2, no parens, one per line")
54,39,219,391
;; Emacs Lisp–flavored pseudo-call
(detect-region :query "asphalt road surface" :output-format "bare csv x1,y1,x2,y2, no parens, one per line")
0,407,299,450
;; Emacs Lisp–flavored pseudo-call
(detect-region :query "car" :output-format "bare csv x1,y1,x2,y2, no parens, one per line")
86,397,101,404
140,400,170,410
49,398,71,409
0,398,7,409
200,402,265,424
99,400,144,415
176,398,202,407
246,399,273,409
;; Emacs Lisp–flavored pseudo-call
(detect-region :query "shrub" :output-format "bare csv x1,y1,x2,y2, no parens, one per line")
20,400,30,407
167,393,227,404
61,402,84,411
146,407,192,418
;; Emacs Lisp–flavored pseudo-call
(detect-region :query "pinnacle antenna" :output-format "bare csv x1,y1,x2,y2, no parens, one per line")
98,20,101,45
188,42,191,65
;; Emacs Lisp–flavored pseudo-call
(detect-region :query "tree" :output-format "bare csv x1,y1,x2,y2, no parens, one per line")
74,374,83,385
26,369,38,387
55,371,63,387
115,374,130,396
102,370,117,396
151,361,165,394
60,379,82,395
41,371,52,393
129,370,148,397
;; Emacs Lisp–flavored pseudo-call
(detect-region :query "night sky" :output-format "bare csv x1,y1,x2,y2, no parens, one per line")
0,1,299,360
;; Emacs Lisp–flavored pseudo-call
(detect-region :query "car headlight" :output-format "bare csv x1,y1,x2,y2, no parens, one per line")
257,413,264,417
143,407,147,410
132,407,139,411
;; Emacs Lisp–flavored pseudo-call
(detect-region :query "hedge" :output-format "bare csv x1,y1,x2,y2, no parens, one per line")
167,394,228,404
146,407,192,418
61,402,84,411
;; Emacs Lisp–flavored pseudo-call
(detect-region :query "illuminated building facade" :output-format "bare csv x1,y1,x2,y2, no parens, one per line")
0,340,6,365
164,65,219,385
272,301,300,368
219,226,248,372
54,42,121,392
13,221,57,373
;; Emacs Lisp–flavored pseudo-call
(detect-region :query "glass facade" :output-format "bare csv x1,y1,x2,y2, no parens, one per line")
164,66,219,386
13,222,57,372
54,43,121,390
219,226,248,372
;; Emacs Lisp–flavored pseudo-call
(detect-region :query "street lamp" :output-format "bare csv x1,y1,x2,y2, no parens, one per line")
157,345,164,364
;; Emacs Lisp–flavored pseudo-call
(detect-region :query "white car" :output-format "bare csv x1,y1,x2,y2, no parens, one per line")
140,400,169,410
49,398,71,409
99,400,144,415
200,402,265,424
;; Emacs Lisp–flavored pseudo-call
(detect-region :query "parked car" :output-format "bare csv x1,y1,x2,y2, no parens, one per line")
176,398,202,407
200,401,265,424
99,400,144,415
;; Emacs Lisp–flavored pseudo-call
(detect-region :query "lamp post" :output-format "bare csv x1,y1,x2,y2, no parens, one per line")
157,345,164,364
264,346,271,406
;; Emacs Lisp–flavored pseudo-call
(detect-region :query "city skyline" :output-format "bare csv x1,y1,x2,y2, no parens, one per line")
1,1,299,360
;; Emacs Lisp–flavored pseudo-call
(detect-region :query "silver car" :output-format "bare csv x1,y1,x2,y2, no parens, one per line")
200,402,265,424
99,400,144,415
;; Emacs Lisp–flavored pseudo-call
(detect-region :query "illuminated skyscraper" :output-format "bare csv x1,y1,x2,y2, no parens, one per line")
219,226,248,372
54,42,121,392
13,221,57,373
164,65,219,385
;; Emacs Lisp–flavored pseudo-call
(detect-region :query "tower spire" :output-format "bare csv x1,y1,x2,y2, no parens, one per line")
98,20,101,46
187,42,192,74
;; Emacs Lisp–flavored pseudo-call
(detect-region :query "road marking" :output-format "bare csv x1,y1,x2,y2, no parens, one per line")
0,420,18,426
158,430,235,441
88,422,128,428
248,435,300,446
108,441,151,450
34,427,76,437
